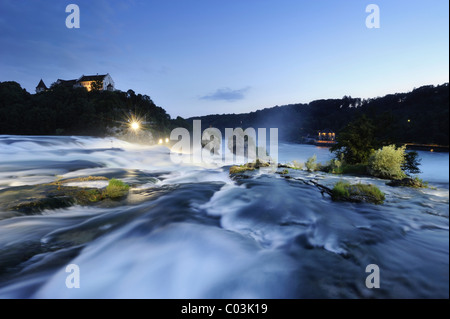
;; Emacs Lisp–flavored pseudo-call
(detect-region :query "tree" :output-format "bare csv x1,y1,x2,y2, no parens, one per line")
127,89,136,99
331,115,377,164
0,81,190,138
402,151,422,175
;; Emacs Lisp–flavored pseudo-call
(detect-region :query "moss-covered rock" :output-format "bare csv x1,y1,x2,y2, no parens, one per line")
48,176,109,186
276,169,289,175
229,159,271,175
104,179,130,199
229,165,255,174
331,181,385,204
0,177,131,215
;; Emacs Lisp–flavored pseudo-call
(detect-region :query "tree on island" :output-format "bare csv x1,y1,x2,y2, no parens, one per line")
329,114,423,181
402,151,422,175
330,114,378,165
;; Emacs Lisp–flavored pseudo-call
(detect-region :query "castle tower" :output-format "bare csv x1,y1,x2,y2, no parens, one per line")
36,79,48,93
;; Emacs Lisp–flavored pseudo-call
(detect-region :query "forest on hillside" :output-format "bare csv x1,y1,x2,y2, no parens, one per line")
0,81,189,138
0,81,448,146
191,83,449,146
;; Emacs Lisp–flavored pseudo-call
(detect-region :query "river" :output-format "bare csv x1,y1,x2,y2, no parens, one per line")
0,135,448,298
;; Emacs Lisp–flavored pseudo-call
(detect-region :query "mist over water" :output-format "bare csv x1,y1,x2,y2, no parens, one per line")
0,135,448,298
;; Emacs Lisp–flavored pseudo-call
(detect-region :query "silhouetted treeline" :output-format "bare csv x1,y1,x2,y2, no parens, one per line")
191,83,449,146
0,81,190,137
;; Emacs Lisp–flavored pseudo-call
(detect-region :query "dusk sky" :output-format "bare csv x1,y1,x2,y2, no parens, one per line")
0,0,448,118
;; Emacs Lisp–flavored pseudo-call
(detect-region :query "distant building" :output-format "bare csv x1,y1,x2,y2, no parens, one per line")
318,129,335,141
35,79,48,93
38,73,115,93
317,129,336,144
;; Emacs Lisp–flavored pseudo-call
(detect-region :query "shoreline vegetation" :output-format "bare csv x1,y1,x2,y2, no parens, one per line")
191,83,449,147
0,81,191,142
0,81,448,149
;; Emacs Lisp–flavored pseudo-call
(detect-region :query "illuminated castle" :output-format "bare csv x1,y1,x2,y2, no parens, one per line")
36,74,115,93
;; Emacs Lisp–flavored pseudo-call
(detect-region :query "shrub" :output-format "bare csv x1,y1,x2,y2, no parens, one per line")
413,176,428,187
305,154,318,172
290,160,304,170
324,158,343,174
368,145,407,180
105,178,130,199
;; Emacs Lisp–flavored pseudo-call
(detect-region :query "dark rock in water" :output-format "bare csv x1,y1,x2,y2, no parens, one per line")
0,184,103,215
12,196,74,214
340,194,380,204
293,233,315,250
0,160,104,173
387,178,425,188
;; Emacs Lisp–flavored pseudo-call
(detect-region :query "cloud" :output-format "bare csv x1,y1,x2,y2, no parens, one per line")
200,87,250,102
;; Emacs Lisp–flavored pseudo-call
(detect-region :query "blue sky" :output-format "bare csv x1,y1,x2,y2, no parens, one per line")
0,0,448,118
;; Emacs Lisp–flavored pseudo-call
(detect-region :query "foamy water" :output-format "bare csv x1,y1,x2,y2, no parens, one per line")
0,135,448,298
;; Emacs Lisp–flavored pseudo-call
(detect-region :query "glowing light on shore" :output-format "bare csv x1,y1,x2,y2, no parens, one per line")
119,111,146,134
130,121,140,131
158,139,163,144
165,138,169,143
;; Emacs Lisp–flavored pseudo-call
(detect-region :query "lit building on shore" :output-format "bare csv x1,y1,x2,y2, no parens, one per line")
316,129,336,144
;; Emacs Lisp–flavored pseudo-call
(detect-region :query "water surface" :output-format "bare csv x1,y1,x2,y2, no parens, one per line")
0,136,448,298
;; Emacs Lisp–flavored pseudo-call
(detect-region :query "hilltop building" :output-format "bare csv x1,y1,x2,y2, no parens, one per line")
72,74,115,92
36,73,115,93
35,79,48,93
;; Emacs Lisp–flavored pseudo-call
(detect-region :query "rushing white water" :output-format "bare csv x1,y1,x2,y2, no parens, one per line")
0,135,448,298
